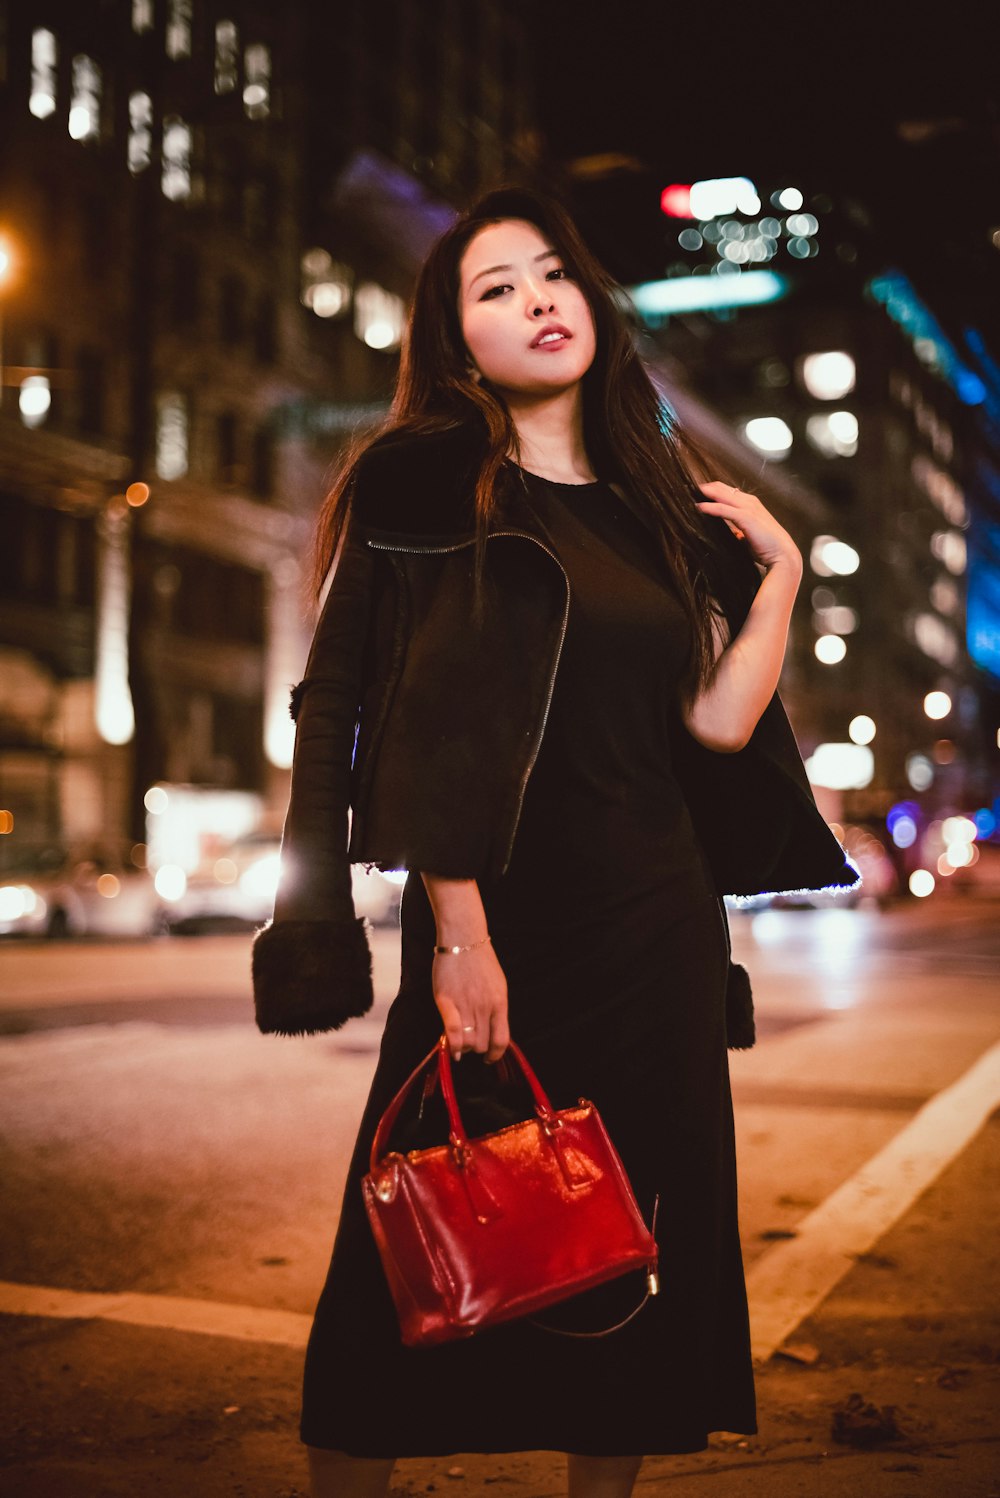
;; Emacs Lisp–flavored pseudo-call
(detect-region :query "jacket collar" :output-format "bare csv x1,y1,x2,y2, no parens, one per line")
350,422,760,620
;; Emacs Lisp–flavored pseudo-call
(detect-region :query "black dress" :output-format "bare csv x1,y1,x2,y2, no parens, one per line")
300,467,757,1457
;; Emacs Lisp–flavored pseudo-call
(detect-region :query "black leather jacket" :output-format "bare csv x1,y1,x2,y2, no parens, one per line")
251,426,859,1037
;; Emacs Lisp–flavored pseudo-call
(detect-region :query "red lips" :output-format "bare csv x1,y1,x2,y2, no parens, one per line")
529,323,572,349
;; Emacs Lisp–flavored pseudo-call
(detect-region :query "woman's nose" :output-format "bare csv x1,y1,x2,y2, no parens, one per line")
524,277,555,317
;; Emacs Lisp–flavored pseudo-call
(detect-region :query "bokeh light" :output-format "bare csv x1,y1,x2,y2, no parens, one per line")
815,634,847,664
890,815,917,849
800,351,856,400
905,753,934,791
154,864,187,901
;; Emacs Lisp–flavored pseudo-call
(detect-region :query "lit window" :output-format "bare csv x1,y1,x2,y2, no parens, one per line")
800,351,855,400
30,29,58,119
161,116,192,200
354,282,406,351
930,577,960,617
812,605,858,636
155,392,189,479
132,0,154,32
810,536,860,577
913,398,953,461
743,416,792,457
805,410,858,458
166,0,193,60
69,55,101,141
889,370,913,408
906,755,934,793
215,21,239,93
911,455,966,525
243,44,271,119
301,248,353,318
848,715,876,746
911,613,959,667
128,91,153,173
930,529,966,575
814,634,847,665
20,375,51,429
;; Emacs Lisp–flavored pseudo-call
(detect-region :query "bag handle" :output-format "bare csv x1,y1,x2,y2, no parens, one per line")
369,1035,557,1173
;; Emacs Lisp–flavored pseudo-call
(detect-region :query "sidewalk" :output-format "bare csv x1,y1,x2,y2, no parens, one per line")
3,1110,998,1497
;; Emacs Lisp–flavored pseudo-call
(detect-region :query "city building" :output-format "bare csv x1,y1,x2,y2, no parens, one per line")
611,172,1000,892
0,0,537,898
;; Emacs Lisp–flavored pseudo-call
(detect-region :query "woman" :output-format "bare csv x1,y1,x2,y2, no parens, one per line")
253,186,859,1498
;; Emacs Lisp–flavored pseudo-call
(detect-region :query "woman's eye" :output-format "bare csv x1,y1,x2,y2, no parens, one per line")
479,267,568,301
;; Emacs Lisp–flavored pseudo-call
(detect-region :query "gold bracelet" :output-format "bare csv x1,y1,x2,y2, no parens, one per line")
433,934,492,955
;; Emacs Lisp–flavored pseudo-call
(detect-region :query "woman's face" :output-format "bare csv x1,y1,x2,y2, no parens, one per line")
457,218,597,398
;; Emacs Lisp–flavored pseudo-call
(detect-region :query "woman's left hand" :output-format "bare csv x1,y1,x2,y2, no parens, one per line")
695,482,802,573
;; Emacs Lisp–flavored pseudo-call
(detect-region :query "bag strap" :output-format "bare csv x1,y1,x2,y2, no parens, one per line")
528,1193,661,1338
369,1042,439,1171
369,1035,556,1172
437,1036,558,1152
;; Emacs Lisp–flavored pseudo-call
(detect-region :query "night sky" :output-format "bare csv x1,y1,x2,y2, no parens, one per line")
532,1,999,342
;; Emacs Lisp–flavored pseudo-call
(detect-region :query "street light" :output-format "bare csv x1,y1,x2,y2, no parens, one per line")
0,234,13,414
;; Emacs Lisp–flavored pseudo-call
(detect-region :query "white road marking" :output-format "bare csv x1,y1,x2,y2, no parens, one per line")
1,1039,999,1356
746,1036,1000,1362
0,1279,310,1348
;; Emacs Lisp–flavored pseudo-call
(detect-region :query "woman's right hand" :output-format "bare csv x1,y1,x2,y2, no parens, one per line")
432,943,510,1064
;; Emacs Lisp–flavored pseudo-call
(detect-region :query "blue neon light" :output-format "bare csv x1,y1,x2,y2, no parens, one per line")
967,507,1000,683
867,270,989,409
625,270,789,321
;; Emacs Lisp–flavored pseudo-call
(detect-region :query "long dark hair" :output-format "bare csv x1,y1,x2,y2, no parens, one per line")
314,185,733,709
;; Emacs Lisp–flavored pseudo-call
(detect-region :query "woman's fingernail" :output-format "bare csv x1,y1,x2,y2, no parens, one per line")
452,1051,462,1062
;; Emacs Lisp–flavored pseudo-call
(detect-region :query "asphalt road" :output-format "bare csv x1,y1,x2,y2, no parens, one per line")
1,894,999,1496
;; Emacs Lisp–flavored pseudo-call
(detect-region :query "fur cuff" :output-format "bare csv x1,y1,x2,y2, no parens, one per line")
725,961,756,1051
252,917,374,1035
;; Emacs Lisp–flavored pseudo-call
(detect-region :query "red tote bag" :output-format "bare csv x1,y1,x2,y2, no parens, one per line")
362,1034,659,1347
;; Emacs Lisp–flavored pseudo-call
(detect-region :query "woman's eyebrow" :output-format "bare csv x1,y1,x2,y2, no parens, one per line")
467,249,560,289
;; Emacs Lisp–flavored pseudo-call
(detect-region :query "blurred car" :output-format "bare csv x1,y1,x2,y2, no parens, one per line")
157,831,406,931
0,847,162,939
944,836,1000,896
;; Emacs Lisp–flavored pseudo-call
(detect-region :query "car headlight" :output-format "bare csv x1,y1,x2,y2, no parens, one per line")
239,853,281,902
154,865,188,902
0,885,38,921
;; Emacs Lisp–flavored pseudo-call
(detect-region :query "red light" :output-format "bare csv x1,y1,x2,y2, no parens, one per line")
660,184,693,218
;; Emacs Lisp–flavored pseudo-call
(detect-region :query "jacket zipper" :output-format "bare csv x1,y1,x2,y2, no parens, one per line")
366,529,571,873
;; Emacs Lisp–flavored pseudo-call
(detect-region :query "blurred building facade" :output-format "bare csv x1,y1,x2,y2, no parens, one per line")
614,174,1000,883
0,0,536,879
